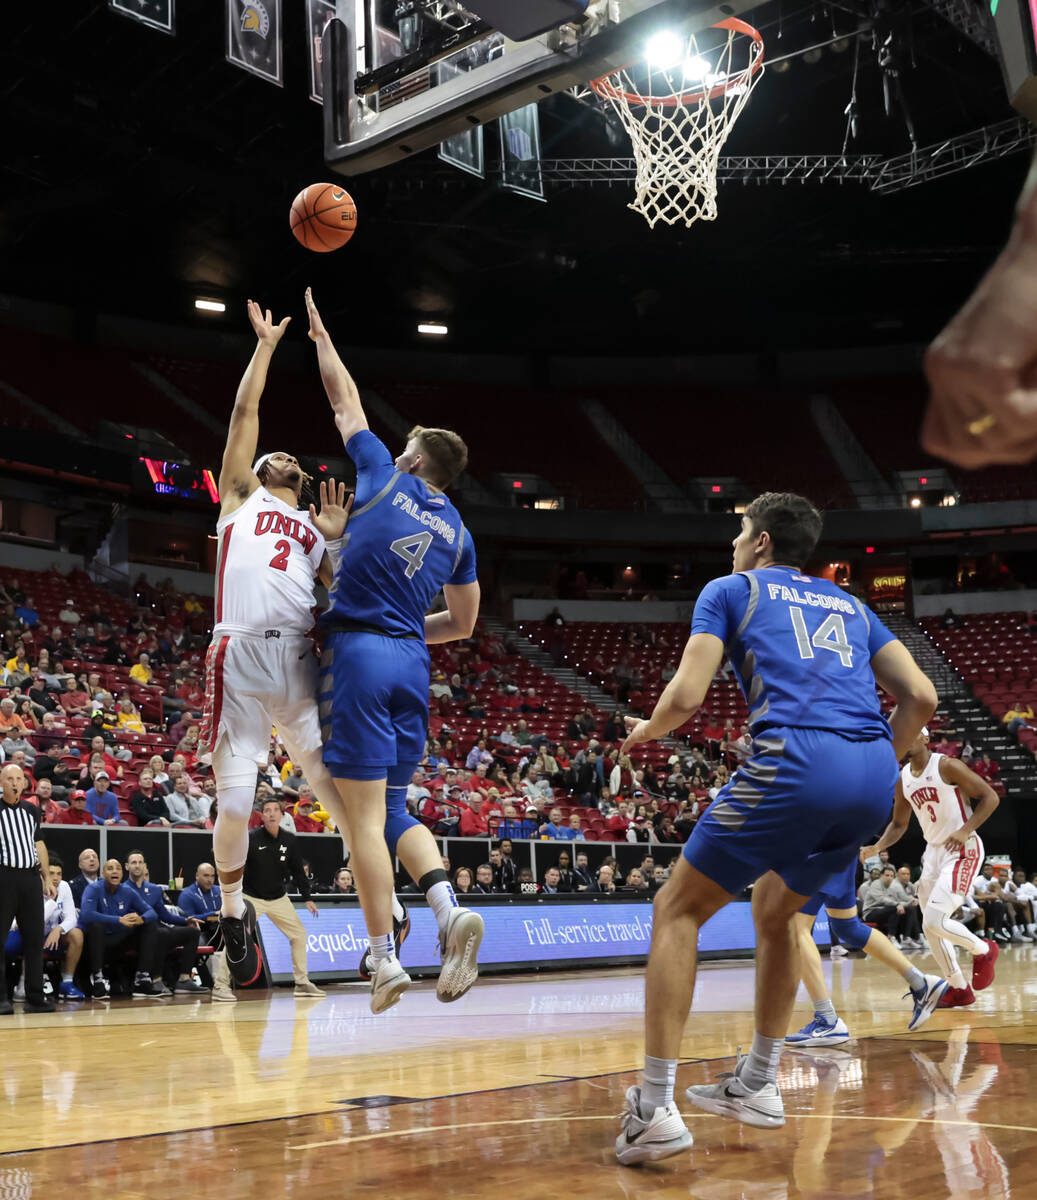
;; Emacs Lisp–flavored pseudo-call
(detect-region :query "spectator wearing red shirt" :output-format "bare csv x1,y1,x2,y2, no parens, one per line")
459,793,489,837
489,685,512,713
607,800,634,836
58,790,94,824
292,795,325,833
59,677,91,718
466,762,492,795
520,687,546,714
971,752,1000,782
86,735,123,779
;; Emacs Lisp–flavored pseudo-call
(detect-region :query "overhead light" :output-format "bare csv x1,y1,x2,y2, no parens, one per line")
645,30,684,71
195,298,226,313
909,496,922,508
418,321,448,336
682,54,711,81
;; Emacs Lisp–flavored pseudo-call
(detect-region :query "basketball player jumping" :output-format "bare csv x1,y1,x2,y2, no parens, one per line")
860,726,1000,1009
201,299,355,991
612,493,937,1165
305,287,484,1014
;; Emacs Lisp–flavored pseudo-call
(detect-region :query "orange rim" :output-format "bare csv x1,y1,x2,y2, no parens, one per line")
590,17,764,109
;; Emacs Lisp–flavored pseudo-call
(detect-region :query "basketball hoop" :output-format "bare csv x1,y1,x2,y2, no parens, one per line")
590,18,765,229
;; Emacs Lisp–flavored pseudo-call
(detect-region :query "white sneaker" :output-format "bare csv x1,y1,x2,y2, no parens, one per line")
685,1060,785,1129
212,983,238,1003
12,980,25,1002
436,907,484,1003
907,974,949,1032
615,1086,693,1166
829,945,848,957
370,956,411,1014
294,979,326,998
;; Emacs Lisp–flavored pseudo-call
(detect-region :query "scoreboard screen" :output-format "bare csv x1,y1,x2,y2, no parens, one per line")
134,457,219,504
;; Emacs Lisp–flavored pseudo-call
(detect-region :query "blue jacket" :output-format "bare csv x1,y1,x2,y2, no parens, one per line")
499,818,537,840
128,878,188,925
179,881,222,919
543,823,579,840
85,787,120,825
78,881,157,930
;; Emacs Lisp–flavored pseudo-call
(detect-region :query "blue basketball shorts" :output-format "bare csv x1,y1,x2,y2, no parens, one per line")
684,727,898,899
800,857,859,917
319,631,430,779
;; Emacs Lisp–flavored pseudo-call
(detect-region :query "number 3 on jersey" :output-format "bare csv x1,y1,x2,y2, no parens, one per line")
390,531,434,579
789,606,854,668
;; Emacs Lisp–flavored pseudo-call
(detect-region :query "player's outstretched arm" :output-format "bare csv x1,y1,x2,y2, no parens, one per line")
621,633,723,754
870,640,938,761
219,300,292,514
937,757,1000,852
425,582,480,644
860,780,910,862
305,287,369,443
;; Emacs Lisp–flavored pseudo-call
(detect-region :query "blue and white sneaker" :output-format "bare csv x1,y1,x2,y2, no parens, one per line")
784,1015,850,1047
58,981,86,1001
907,974,949,1032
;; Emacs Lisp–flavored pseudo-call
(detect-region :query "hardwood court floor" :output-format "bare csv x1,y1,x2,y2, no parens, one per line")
2,948,1036,1198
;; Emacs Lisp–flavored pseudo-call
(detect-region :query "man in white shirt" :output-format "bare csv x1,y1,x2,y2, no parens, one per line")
972,864,1014,942
406,769,432,814
44,857,84,1000
997,866,1035,940
1010,869,1037,937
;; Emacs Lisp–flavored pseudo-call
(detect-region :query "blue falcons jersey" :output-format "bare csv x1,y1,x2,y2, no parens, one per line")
692,566,895,741
322,430,477,639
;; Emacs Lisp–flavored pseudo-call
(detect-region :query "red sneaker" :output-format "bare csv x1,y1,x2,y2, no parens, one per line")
971,939,999,991
937,985,976,1008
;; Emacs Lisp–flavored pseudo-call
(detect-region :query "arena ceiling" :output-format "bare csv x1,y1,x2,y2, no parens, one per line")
2,1,1026,357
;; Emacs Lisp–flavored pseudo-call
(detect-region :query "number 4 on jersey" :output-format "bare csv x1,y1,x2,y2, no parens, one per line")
390,531,434,579
789,607,854,668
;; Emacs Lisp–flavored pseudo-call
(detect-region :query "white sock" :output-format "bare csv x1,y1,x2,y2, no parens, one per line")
739,1033,784,1092
220,879,245,920
392,893,405,924
426,880,457,932
61,973,73,983
640,1055,677,1118
369,933,394,965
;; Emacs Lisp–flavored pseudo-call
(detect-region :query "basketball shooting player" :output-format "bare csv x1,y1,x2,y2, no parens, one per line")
305,287,484,1015
861,727,1000,1009
613,493,937,1165
200,300,354,990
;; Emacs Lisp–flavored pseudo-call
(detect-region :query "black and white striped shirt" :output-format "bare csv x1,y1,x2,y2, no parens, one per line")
0,799,41,869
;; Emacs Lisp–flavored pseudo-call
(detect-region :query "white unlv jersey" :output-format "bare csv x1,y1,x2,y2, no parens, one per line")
213,487,325,637
901,752,972,846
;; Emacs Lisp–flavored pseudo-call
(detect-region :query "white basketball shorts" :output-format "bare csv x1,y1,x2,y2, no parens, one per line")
199,632,322,766
916,833,984,913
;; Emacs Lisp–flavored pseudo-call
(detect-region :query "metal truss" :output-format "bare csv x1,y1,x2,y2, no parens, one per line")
919,0,998,57
523,118,1035,193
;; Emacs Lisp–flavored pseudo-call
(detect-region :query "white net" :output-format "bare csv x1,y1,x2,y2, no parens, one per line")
591,21,765,229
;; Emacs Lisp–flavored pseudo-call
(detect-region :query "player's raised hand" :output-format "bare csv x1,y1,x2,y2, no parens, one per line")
247,299,291,348
620,715,653,756
309,477,353,541
305,287,327,341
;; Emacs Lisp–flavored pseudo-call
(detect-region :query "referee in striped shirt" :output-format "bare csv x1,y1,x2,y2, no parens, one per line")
0,762,56,1014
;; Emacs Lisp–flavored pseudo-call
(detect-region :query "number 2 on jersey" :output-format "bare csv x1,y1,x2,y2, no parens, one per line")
788,607,854,668
390,531,434,579
268,539,291,572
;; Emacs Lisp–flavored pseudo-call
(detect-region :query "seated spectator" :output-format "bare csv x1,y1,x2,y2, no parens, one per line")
87,736,124,779
1003,699,1035,735
292,793,325,833
32,712,68,752
607,800,634,837
655,815,683,843
940,607,963,629
320,866,353,895
465,738,494,772
78,858,164,998
459,792,489,837
84,772,125,826
2,729,36,768
514,718,532,747
499,805,538,840
520,687,546,714
129,652,153,685
42,855,85,1000
124,851,205,993
69,849,101,905
539,866,563,894
406,769,432,814
540,806,577,840
14,595,39,629
860,865,919,943
0,696,29,738
466,762,491,796
24,777,60,824
472,863,497,894
116,699,146,734
4,646,32,687
623,868,649,891
179,862,222,933
588,864,616,893
130,769,171,827
970,752,1000,782
164,774,207,827
521,767,552,804
58,676,91,718
147,754,171,791
453,866,474,894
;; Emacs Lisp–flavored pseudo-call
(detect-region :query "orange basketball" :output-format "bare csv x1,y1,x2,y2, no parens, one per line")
290,183,357,252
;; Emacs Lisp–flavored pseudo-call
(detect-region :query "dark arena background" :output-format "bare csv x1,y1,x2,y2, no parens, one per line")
2,2,1037,1197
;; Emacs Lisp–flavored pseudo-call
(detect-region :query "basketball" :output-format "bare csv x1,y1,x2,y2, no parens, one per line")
290,183,357,252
